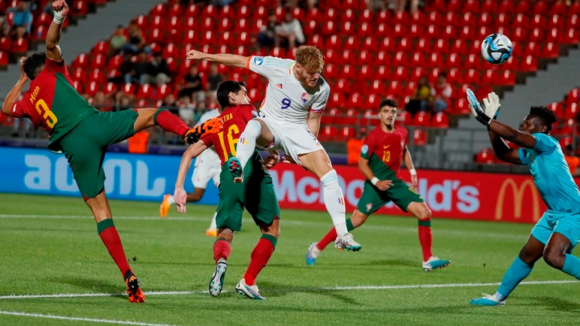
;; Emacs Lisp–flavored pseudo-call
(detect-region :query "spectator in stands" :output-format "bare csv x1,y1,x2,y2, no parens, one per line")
131,51,149,84
0,15,8,37
275,9,305,50
178,95,196,125
257,10,278,49
109,25,128,57
564,145,580,176
92,91,113,112
431,72,452,113
121,20,146,55
160,93,179,115
394,0,419,14
143,52,171,86
407,76,432,116
113,94,133,111
206,63,223,102
177,65,204,102
10,1,33,37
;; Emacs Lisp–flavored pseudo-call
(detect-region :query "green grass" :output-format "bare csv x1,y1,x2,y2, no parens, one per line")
0,193,579,326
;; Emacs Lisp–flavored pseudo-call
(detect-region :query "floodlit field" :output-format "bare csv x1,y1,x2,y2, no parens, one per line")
0,194,578,326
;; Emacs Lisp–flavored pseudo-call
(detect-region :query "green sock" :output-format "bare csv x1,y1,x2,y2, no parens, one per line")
261,233,277,248
346,218,355,232
96,218,115,234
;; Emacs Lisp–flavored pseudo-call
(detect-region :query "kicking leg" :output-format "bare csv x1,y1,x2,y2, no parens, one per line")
209,228,233,297
86,190,145,303
134,108,191,138
237,219,280,300
299,149,360,251
406,202,450,271
229,119,273,182
306,210,367,265
471,235,544,306
544,232,580,279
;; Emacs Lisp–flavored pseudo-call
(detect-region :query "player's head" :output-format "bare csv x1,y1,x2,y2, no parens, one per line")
520,106,557,134
22,52,47,80
378,99,398,128
216,81,249,111
294,46,324,88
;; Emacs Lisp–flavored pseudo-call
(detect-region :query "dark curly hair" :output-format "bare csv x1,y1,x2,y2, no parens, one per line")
379,98,398,110
529,105,557,133
216,80,246,109
23,52,46,80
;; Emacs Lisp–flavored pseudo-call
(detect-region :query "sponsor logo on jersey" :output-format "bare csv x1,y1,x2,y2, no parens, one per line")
361,144,369,155
338,198,345,206
301,92,309,103
240,137,248,145
254,56,264,65
384,145,390,149
275,83,283,89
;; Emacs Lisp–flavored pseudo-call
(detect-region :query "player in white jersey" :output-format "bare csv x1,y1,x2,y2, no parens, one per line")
160,109,222,236
186,46,361,251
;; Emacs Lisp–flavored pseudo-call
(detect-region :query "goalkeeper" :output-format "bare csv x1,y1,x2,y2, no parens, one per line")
467,90,580,306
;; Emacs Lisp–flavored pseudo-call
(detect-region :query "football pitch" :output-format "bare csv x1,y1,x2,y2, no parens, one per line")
0,194,579,326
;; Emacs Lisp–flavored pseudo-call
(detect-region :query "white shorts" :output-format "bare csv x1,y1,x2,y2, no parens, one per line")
259,116,324,164
191,149,221,189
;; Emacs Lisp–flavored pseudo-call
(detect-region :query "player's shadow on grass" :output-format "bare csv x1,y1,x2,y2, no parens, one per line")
360,259,417,268
49,276,127,301
523,296,580,312
257,281,360,305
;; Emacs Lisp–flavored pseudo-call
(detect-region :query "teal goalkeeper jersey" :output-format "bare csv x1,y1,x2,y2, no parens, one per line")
518,133,580,214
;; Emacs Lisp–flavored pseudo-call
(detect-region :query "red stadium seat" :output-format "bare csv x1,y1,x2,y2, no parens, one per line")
496,70,515,86
84,81,99,97
306,8,321,22
328,93,346,107
325,35,341,50
237,6,251,20
341,65,356,80
392,67,408,81
318,126,338,141
410,67,425,82
410,53,425,67
559,137,573,149
433,39,449,54
387,81,403,98
561,28,580,45
464,69,480,85
137,84,154,99
425,25,440,40
150,3,166,16
340,127,356,139
408,24,424,39
376,66,390,80
464,54,482,70
398,38,412,53
402,82,417,97
369,79,387,97
431,113,449,128
415,38,430,53
12,37,28,53
358,65,375,82
379,37,394,52
520,55,538,72
344,36,359,51
567,15,580,30
547,102,564,119
362,37,378,52
71,68,87,83
0,37,10,52
441,26,456,40
89,54,105,70
409,12,423,25
391,12,408,25
542,42,560,59
359,9,374,23
358,50,373,65
530,14,546,30
36,13,52,27
322,21,337,36
120,83,136,96
303,20,318,35
338,50,354,65
103,82,118,97
310,34,323,48
413,130,427,146
446,0,461,12
324,63,338,79
512,14,528,29
431,0,446,11
475,148,495,164
567,88,580,104
107,55,123,70
357,22,373,37
347,94,363,110
451,98,471,115
446,68,462,84
563,103,579,120
392,52,408,67
426,12,440,26
71,0,88,16
87,69,105,83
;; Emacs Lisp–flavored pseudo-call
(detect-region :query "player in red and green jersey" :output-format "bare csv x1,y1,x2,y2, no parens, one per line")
0,1,219,303
306,99,451,271
174,81,281,300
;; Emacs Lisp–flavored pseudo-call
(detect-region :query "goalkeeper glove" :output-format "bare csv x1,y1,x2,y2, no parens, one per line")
467,88,493,126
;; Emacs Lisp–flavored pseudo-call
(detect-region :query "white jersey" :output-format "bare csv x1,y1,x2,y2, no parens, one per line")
195,109,220,127
248,56,330,125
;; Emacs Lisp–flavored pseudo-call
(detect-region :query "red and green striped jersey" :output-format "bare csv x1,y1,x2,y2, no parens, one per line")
360,126,408,180
200,104,259,165
10,58,97,152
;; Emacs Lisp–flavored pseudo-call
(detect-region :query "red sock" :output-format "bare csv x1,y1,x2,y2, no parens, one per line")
97,219,131,276
418,220,433,262
244,235,277,286
315,227,337,251
153,110,189,137
213,239,231,263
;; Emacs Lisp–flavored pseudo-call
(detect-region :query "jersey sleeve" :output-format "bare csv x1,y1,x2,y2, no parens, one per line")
360,134,375,160
10,94,32,118
532,133,557,154
44,58,68,76
247,56,290,80
200,134,213,147
310,83,330,113
518,148,529,165
239,105,259,123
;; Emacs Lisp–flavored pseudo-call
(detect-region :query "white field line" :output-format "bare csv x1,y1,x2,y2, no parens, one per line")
0,280,576,300
0,310,183,326
0,214,527,240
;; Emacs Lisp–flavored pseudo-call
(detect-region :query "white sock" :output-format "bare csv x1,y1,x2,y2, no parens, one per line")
236,119,261,168
320,170,348,235
208,211,217,230
167,196,175,205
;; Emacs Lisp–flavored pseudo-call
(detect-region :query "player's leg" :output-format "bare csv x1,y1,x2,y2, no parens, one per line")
544,216,580,279
209,227,233,297
471,215,550,306
229,118,274,181
299,148,361,251
133,108,191,139
59,131,145,303
237,172,280,300
86,191,145,303
406,202,450,271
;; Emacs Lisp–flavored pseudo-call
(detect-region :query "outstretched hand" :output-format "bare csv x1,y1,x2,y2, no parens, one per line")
186,50,204,61
174,187,187,214
262,150,280,169
52,0,69,16
19,57,28,79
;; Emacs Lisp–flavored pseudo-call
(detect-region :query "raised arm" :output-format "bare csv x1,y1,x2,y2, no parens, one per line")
186,50,248,69
2,58,29,116
488,120,536,149
45,0,69,61
174,141,208,213
487,126,523,164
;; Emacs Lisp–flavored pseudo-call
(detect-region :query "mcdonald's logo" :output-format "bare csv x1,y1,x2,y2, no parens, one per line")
495,178,541,221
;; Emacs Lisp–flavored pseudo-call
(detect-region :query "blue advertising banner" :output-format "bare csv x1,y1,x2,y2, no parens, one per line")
0,147,219,204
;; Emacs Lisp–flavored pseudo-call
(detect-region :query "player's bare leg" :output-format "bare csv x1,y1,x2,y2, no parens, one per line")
299,149,361,251
228,119,274,182
237,219,280,300
307,209,368,265
544,232,580,279
406,202,450,271
85,190,145,303
209,228,233,297
471,235,544,306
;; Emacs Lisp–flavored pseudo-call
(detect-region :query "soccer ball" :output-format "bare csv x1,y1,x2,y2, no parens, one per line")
481,33,513,65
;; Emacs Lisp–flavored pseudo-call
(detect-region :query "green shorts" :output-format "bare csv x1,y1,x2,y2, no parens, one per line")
216,154,280,231
58,110,138,198
357,178,423,215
